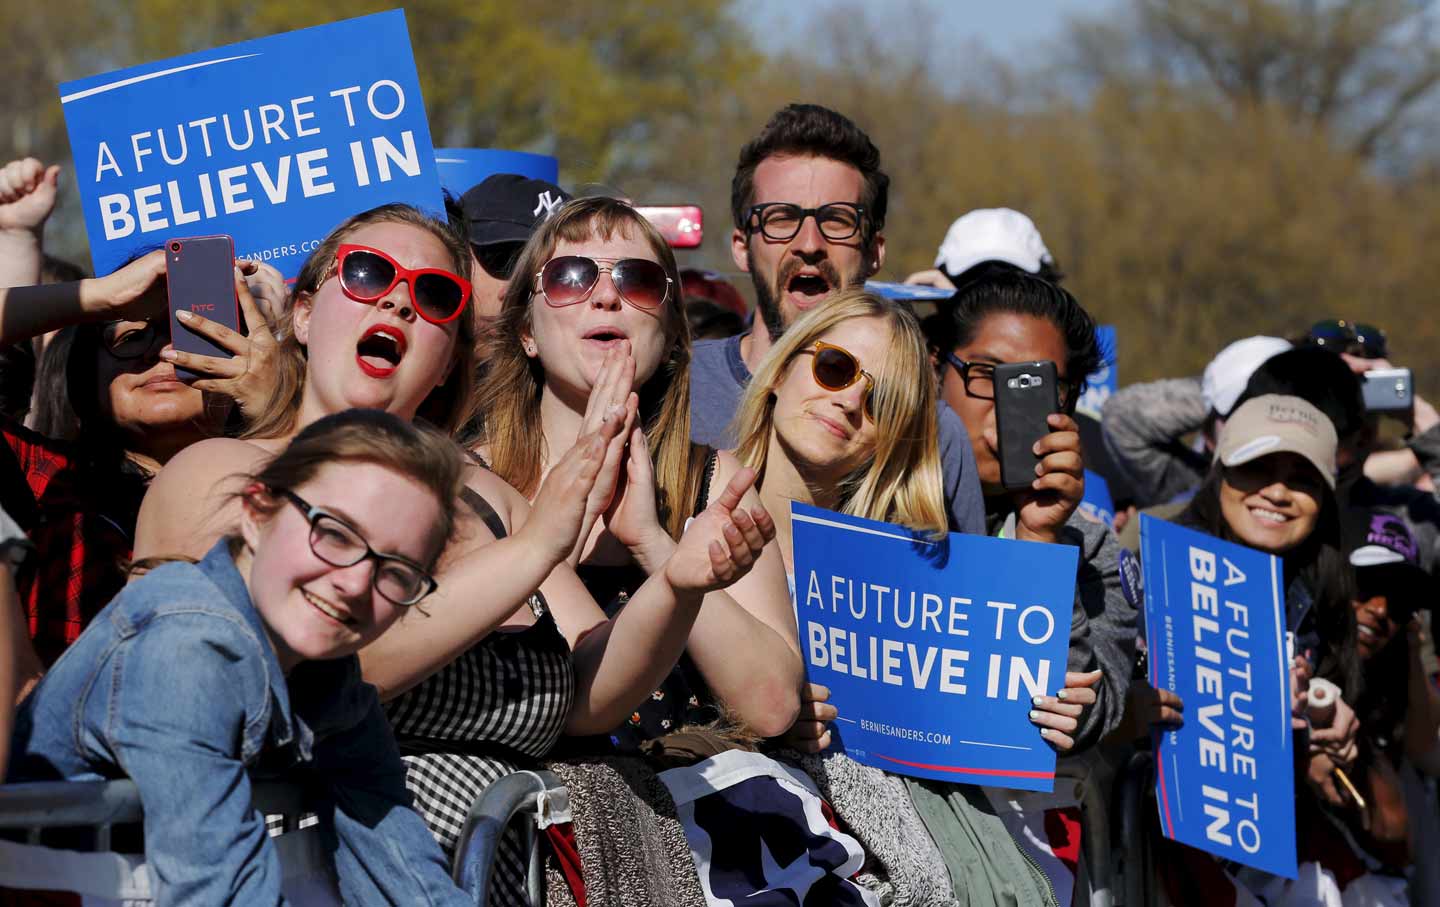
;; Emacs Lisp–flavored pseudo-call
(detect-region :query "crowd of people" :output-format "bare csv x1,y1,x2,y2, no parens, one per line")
0,100,1435,907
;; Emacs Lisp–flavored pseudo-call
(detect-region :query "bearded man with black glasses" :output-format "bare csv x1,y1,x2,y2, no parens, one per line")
688,103,984,535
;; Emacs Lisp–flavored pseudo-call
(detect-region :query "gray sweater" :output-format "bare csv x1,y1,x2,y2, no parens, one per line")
1100,377,1211,508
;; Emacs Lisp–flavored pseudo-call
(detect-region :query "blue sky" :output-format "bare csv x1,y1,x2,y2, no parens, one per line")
738,0,1114,54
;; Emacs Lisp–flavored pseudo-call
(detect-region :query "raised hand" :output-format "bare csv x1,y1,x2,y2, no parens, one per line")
567,343,639,564
602,424,672,571
519,404,627,569
1015,413,1085,545
1030,669,1102,751
237,259,287,325
82,249,169,322
160,267,279,420
0,158,60,233
662,467,774,595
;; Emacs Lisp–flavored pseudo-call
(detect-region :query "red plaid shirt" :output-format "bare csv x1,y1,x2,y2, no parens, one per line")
0,421,143,667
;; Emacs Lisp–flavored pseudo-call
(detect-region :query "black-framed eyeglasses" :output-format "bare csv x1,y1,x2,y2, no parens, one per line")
745,202,868,243
1307,319,1388,359
945,353,1075,410
102,319,167,360
276,488,438,607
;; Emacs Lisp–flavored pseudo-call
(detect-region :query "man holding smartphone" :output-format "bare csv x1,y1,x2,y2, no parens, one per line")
688,103,985,535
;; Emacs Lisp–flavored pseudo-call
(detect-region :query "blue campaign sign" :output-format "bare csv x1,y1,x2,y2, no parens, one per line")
1074,325,1117,421
863,281,955,302
435,149,559,195
1140,515,1296,878
59,10,444,279
1077,325,1119,527
791,502,1078,792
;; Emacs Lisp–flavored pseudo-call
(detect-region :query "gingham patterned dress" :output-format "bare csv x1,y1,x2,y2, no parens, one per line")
384,492,573,906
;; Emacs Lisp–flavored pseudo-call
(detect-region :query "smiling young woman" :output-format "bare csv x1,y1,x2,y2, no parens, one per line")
8,410,480,905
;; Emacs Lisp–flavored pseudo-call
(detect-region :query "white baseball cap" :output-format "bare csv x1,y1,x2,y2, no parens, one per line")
934,208,1053,278
1201,336,1292,418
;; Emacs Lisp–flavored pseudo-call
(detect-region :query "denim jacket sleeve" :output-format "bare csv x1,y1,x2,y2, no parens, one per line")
104,613,286,906
312,690,472,907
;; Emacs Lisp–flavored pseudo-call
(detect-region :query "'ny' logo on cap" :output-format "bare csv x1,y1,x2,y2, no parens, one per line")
533,191,563,219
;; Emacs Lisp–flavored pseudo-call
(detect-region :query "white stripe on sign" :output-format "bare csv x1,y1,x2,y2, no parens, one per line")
791,512,935,546
61,54,262,103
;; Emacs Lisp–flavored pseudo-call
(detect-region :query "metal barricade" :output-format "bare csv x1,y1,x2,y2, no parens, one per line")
0,778,338,902
452,770,567,907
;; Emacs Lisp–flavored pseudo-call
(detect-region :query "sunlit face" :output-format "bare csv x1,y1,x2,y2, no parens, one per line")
94,318,224,443
942,313,1069,496
295,221,462,421
523,226,670,408
242,461,444,672
732,154,883,338
770,316,890,484
1218,452,1325,554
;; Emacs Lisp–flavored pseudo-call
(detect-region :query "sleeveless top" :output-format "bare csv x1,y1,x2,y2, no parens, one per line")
384,489,574,900
570,451,722,752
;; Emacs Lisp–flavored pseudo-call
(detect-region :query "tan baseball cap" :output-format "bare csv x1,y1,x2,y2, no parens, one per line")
1216,394,1338,489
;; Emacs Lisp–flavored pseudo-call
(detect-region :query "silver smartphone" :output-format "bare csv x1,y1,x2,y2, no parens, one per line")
1361,367,1412,413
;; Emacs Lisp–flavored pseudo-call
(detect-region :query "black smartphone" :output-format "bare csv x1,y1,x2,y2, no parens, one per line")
165,235,239,381
995,361,1060,491
1361,367,1413,413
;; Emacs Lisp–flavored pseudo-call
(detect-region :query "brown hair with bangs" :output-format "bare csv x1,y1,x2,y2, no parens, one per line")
476,197,709,540
243,204,477,441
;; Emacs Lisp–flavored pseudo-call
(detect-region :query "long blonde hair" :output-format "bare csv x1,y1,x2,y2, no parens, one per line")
733,289,947,536
476,197,708,540
243,204,477,441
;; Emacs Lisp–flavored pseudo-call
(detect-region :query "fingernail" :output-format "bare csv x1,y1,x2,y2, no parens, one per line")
1057,690,1069,701
160,349,177,361
175,309,193,321
1039,728,1052,738
1029,710,1039,720
1031,695,1044,706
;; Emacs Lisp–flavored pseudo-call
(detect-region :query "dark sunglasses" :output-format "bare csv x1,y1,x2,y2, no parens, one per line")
799,340,876,421
276,487,438,607
1307,319,1388,359
330,244,471,325
472,242,523,281
102,318,168,360
535,255,672,311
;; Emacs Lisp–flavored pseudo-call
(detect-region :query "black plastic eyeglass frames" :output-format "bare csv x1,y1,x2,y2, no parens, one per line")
275,488,437,606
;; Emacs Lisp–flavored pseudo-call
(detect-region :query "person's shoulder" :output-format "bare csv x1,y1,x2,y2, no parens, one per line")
692,334,749,385
160,437,272,484
135,439,268,560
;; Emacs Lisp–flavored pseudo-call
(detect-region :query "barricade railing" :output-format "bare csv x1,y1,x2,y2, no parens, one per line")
452,769,567,907
0,778,335,902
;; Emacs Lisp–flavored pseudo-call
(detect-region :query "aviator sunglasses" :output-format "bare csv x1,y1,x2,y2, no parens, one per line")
798,340,877,421
330,244,472,325
534,256,673,311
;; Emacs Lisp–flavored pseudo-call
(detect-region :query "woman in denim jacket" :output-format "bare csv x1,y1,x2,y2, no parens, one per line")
7,409,478,906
